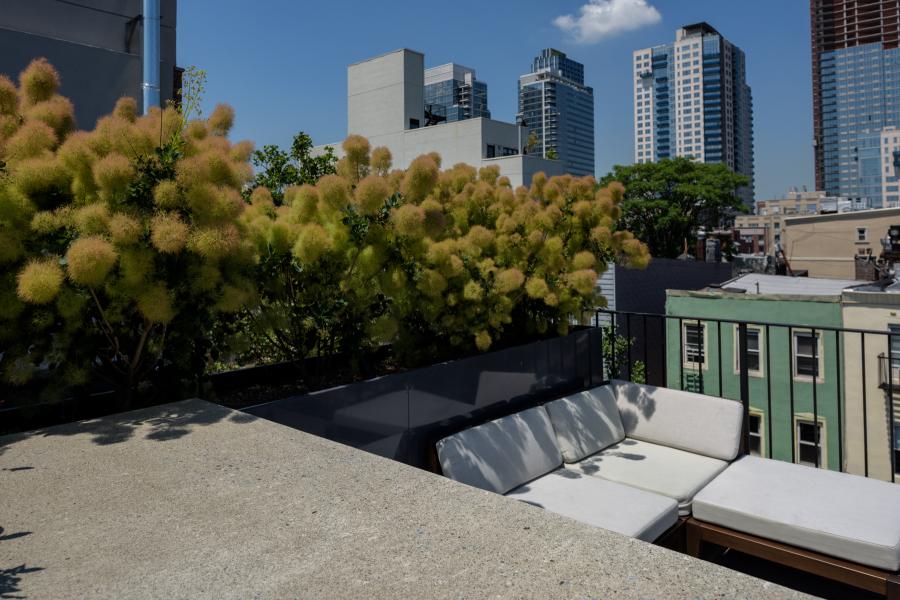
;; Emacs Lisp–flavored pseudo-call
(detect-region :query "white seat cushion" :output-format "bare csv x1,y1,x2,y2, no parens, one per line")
693,456,900,571
436,407,562,495
506,468,679,542
611,380,743,461
544,386,625,463
568,438,728,516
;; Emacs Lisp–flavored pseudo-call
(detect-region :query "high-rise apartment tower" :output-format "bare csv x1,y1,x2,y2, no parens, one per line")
633,23,755,205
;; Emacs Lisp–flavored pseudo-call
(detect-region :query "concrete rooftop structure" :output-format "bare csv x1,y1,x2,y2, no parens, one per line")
0,399,806,599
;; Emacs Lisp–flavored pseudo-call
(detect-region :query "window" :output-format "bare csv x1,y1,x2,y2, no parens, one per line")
795,418,824,467
857,227,868,241
734,326,763,375
682,322,705,367
793,331,821,379
748,412,764,457
486,144,496,158
409,118,420,129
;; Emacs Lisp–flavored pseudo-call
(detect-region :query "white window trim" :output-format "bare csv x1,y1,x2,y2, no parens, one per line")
792,329,825,383
748,408,766,458
681,320,708,371
733,325,765,378
793,414,827,469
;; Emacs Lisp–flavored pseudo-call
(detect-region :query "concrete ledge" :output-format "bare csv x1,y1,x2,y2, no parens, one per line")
0,400,808,599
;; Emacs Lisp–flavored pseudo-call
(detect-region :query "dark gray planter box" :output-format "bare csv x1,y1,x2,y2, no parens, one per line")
245,329,603,469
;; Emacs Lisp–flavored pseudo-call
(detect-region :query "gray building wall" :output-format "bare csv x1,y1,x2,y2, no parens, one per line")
0,0,177,130
349,49,425,138
616,258,733,315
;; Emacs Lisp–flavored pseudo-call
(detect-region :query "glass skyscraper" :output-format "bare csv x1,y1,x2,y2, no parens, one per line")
633,23,755,206
423,63,490,125
812,0,900,207
517,49,595,178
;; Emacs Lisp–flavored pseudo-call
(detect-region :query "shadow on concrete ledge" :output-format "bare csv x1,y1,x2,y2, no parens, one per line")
0,399,259,457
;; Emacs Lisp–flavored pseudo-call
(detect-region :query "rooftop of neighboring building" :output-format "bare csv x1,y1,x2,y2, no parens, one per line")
528,47,585,85
713,273,865,296
348,47,424,67
784,205,900,225
424,63,477,85
678,22,722,39
845,278,900,294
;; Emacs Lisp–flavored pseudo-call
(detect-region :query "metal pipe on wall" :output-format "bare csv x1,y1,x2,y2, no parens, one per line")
142,0,160,114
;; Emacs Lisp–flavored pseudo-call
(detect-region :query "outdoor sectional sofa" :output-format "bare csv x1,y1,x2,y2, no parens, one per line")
436,379,900,598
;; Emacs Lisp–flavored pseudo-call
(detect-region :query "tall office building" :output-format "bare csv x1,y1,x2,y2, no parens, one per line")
0,0,178,129
424,63,490,125
811,0,900,207
633,23,755,205
517,49,595,178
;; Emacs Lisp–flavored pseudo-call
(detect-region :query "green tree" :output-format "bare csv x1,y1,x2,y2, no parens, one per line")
247,132,336,204
598,157,748,259
600,324,645,384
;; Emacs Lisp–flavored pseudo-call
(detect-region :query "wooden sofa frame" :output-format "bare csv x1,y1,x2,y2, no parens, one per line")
685,517,900,599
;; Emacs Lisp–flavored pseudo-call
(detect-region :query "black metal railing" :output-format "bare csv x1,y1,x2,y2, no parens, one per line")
878,354,900,390
594,309,898,483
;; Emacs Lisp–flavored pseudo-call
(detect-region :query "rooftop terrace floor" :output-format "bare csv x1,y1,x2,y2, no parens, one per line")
0,399,811,599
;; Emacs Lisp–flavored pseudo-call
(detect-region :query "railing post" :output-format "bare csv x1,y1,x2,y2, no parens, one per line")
642,314,648,385
765,324,772,458
861,331,869,477
661,316,667,388
738,322,751,456
598,325,605,383
812,327,819,469
788,326,796,464
610,312,617,380
625,313,632,382
587,327,594,388
717,320,723,398
835,329,842,472
678,317,684,391
889,333,896,483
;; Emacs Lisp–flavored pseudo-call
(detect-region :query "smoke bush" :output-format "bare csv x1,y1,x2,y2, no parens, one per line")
244,135,648,368
0,59,256,402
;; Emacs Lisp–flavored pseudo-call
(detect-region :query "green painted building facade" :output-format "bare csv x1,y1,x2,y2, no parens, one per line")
665,289,845,470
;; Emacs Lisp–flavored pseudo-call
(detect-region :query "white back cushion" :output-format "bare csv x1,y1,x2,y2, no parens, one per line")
436,407,562,494
544,386,625,463
612,380,743,461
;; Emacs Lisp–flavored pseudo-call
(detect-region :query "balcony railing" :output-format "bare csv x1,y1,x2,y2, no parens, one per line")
878,353,900,390
594,309,899,483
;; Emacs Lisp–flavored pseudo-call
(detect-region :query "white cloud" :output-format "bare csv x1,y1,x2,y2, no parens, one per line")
554,0,662,44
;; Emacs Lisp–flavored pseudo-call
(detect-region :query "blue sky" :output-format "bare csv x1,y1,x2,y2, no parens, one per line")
178,0,813,201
